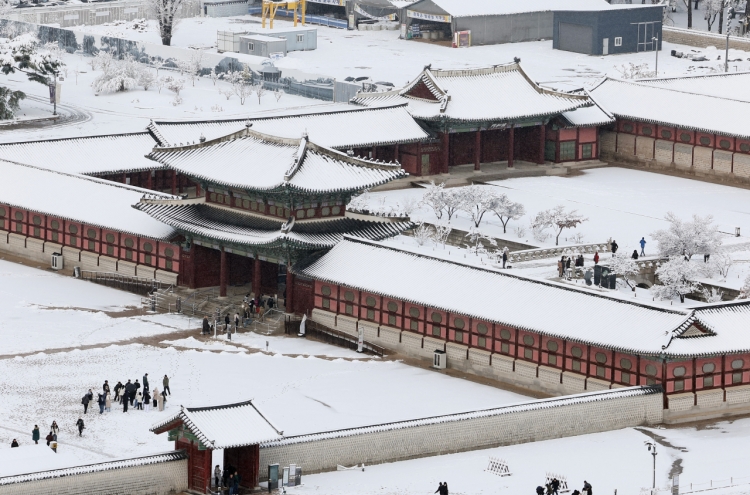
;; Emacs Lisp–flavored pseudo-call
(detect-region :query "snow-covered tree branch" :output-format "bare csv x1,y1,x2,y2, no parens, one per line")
651,212,721,260
531,205,587,246
606,254,640,290
492,195,525,233
146,0,186,46
651,258,701,303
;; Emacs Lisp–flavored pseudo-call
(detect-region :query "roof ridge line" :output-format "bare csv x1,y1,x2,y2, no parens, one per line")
337,235,693,315
0,131,152,147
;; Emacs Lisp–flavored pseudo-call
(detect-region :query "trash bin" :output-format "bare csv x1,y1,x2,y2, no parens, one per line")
433,349,446,369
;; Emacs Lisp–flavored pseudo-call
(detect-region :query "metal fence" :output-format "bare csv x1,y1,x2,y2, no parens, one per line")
80,270,167,296
285,317,385,357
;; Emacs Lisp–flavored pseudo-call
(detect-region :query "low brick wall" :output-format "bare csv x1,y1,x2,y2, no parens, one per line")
258,387,663,477
0,451,187,495
663,26,750,51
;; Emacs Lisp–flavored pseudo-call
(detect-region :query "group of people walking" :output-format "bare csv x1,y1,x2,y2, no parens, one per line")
537,479,592,495
200,294,278,337
12,421,61,451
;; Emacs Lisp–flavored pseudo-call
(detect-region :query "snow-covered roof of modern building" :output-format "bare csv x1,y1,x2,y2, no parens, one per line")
407,0,615,18
0,133,159,176
590,78,750,139
135,202,412,250
295,237,750,357
352,62,590,123
147,129,407,194
0,160,177,240
0,451,187,486
149,104,428,149
637,72,750,103
151,400,283,449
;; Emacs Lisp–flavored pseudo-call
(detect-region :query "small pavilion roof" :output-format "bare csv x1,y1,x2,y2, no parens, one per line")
352,62,591,123
0,132,159,176
134,202,413,250
148,104,429,150
151,400,282,449
147,129,407,195
0,160,177,240
293,237,750,357
590,78,750,139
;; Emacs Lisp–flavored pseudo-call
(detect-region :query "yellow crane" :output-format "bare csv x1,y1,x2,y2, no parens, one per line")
262,0,306,29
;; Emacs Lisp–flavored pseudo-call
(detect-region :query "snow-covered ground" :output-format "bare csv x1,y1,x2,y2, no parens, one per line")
68,15,750,90
295,420,750,495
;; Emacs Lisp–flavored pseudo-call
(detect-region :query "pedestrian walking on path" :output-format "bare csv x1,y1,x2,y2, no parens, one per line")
214,465,222,489
105,392,111,412
114,381,123,403
51,421,59,440
81,389,93,414
45,431,53,446
135,390,143,410
202,316,210,335
224,314,230,332
11,439,18,447
640,237,646,256
163,375,170,395
611,240,618,255
97,392,106,414
103,380,110,395
502,247,508,269
234,312,240,332
583,480,593,495
594,251,600,264
632,250,639,260
32,425,40,445
156,389,165,411
143,373,150,394
76,418,85,437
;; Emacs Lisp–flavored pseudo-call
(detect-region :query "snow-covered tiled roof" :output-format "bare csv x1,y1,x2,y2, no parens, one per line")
147,130,407,194
295,237,702,355
149,104,428,149
637,72,750,102
151,400,282,449
0,160,177,240
664,302,750,356
409,0,613,18
559,100,614,128
0,451,187,486
353,62,590,123
0,133,159,176
260,386,661,447
135,202,412,249
590,78,750,139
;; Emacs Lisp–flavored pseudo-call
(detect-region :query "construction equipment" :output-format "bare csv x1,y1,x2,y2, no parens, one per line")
262,0,306,28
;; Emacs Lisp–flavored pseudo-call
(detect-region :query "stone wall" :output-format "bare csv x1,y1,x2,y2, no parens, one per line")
662,26,750,51
601,131,750,186
258,387,663,477
0,453,187,495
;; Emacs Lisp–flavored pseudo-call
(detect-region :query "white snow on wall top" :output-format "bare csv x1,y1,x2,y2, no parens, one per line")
412,0,615,18
0,160,177,240
637,72,750,103
0,133,159,176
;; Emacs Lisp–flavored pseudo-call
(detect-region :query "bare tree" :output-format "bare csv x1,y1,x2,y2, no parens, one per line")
703,0,723,31
178,50,203,86
459,185,498,228
228,69,253,105
274,88,284,102
254,83,266,104
146,0,186,46
492,195,526,233
531,206,587,246
421,181,447,220
209,68,218,86
412,222,432,246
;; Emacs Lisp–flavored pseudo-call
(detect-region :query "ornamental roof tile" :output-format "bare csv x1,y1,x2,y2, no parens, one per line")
151,400,282,449
0,132,159,176
0,160,177,240
147,130,407,194
135,202,412,249
353,62,590,123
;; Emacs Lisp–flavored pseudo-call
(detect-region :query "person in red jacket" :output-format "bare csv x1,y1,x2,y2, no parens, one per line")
593,251,600,264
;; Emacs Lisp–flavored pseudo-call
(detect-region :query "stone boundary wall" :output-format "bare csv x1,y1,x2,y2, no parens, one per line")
0,231,178,285
0,452,187,495
662,26,750,51
258,387,663,478
600,130,750,187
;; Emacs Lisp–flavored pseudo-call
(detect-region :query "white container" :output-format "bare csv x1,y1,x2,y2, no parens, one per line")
433,350,446,369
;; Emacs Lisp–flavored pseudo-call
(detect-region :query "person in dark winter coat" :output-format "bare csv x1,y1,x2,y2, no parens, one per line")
227,474,235,495
163,375,171,395
611,240,618,254
502,249,508,269
82,389,93,414
232,471,241,493
32,425,40,444
224,314,230,331
536,487,545,495
114,381,123,403
214,465,222,489
123,379,134,405
132,380,141,406
97,392,106,414
551,478,560,495
51,421,59,440
76,418,84,437
435,482,445,495
143,374,149,394
234,312,240,331
123,394,129,412
632,250,639,260
583,480,593,495
45,431,53,446
103,380,110,395
11,439,18,447
202,316,210,335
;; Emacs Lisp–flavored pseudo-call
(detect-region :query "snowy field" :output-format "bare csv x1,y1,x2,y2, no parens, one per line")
295,421,750,495
68,15,750,90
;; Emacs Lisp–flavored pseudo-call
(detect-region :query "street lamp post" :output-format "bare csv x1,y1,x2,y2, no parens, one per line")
652,36,659,76
645,442,658,492
725,17,732,72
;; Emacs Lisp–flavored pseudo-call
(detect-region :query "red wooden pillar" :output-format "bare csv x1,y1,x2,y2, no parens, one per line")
371,146,377,160
508,126,515,168
286,264,294,313
253,257,261,296
122,173,127,184
219,247,227,298
538,124,546,165
147,171,153,190
196,182,202,197
474,130,482,171
171,171,177,195
441,132,450,173
394,143,400,163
